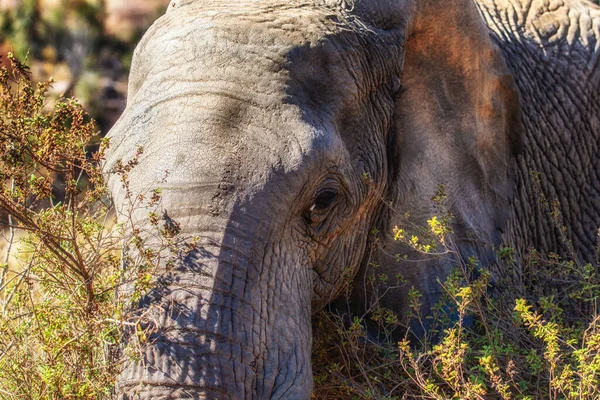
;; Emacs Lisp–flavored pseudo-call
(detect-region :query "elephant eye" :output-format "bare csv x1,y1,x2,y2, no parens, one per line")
312,190,337,211
304,189,338,225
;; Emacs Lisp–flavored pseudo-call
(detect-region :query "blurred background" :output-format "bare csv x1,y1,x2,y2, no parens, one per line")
0,0,171,133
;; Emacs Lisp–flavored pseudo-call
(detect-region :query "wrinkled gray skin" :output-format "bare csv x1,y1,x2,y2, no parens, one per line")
104,0,600,398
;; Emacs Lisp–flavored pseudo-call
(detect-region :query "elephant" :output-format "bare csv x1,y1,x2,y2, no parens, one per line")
103,0,600,398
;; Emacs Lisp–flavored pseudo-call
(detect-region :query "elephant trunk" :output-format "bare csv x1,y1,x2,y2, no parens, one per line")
115,221,313,399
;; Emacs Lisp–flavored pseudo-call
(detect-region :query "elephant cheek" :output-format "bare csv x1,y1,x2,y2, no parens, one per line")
310,228,373,313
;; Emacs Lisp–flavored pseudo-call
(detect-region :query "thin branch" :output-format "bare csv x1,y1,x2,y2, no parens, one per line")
0,179,16,292
2,257,34,314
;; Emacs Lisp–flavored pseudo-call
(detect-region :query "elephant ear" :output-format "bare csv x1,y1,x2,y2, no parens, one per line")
391,0,523,241
341,0,524,333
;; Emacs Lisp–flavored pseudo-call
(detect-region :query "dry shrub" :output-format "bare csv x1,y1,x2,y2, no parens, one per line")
0,52,120,399
0,54,175,399
313,188,600,399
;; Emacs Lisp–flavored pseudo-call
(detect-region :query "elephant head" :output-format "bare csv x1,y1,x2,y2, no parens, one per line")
103,0,600,397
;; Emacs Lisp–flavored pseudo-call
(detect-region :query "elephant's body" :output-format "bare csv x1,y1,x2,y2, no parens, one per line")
104,0,600,398
480,0,600,264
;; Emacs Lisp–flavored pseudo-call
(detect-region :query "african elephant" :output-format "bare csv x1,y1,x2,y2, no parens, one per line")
104,0,600,398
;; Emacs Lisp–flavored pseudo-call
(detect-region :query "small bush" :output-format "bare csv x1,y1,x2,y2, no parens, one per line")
0,54,194,399
0,52,120,399
312,190,600,399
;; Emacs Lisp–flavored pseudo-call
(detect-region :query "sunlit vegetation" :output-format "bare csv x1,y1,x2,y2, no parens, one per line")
312,189,600,399
0,54,172,399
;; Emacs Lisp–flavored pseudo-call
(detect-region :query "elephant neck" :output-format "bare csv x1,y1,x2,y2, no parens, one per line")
477,0,600,264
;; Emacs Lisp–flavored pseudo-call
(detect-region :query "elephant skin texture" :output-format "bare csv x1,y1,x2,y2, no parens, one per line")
103,0,600,398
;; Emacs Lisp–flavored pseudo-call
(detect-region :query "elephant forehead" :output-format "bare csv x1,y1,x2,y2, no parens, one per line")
128,2,385,112
128,19,290,105
109,8,373,180
132,4,338,86
108,82,345,203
